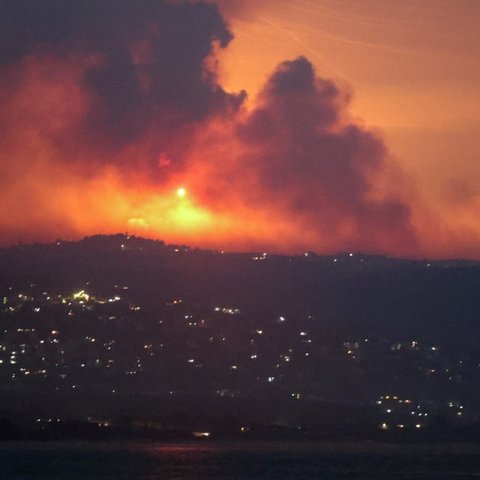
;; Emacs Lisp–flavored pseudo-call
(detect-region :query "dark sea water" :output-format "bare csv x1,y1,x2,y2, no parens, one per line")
1,441,480,479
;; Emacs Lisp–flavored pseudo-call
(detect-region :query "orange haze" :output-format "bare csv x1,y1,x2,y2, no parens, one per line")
1,1,480,259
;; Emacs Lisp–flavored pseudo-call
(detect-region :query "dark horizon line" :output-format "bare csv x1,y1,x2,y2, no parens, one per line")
1,232,479,266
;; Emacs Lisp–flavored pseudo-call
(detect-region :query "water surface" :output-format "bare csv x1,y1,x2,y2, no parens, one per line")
1,441,480,479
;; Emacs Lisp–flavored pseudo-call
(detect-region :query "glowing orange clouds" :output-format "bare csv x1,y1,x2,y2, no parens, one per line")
0,1,479,259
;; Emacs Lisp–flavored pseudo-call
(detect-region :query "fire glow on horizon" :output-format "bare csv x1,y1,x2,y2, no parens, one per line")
0,0,480,259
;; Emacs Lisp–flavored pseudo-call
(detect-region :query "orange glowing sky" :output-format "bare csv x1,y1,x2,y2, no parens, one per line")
1,0,480,258
217,1,480,200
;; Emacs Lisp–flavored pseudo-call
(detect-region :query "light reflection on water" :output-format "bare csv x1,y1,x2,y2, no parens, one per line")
1,441,480,479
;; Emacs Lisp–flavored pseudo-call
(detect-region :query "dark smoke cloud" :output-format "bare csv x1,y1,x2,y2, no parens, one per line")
233,57,417,252
0,0,245,160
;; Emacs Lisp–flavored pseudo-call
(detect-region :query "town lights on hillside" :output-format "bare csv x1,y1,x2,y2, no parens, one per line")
73,290,89,301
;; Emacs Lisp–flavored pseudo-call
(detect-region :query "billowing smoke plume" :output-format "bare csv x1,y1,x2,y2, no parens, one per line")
0,0,244,167
235,57,417,253
0,0,421,255
184,57,418,253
